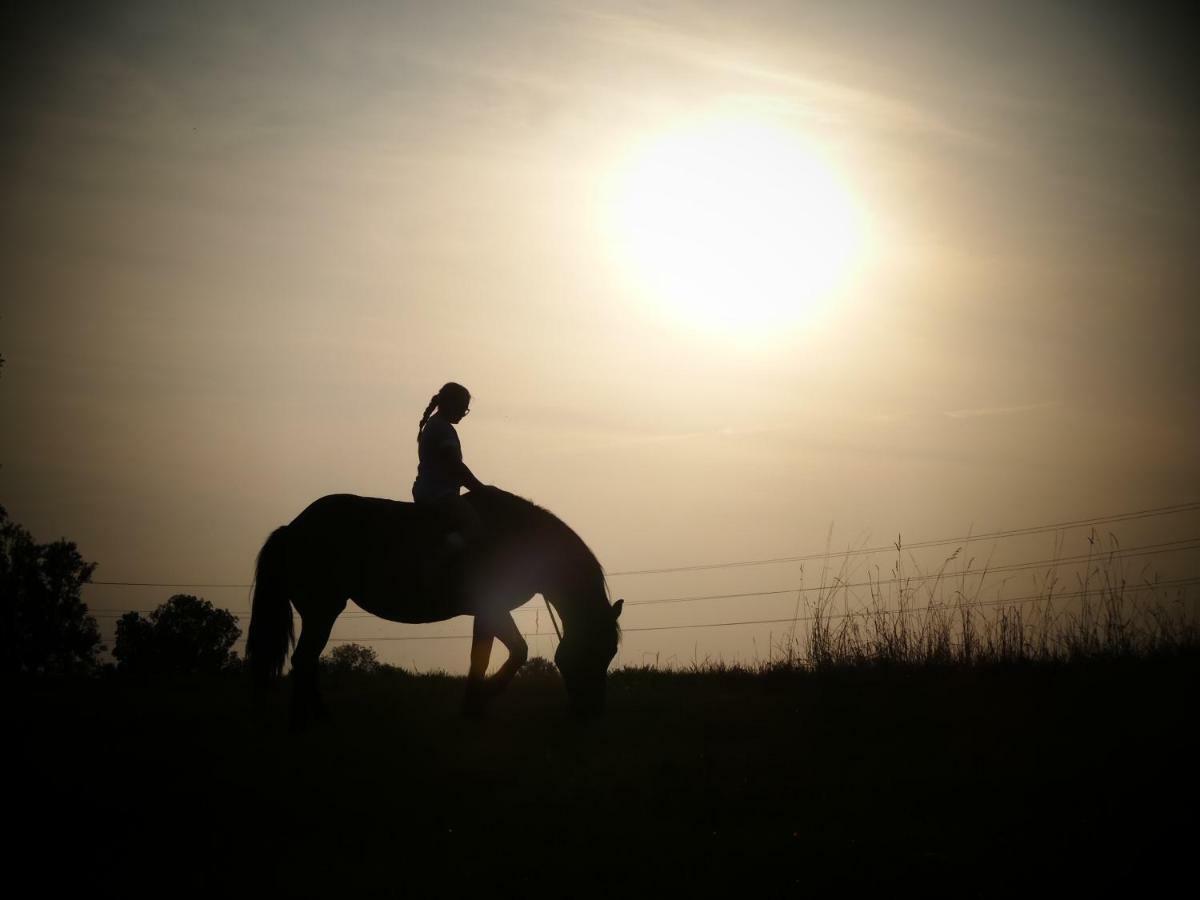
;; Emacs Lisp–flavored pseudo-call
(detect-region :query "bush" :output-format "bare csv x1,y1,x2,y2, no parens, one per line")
515,655,558,679
113,594,241,676
322,643,381,674
0,505,102,675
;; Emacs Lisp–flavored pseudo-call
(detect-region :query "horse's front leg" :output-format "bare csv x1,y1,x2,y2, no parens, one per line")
485,610,528,694
462,611,527,717
462,615,495,718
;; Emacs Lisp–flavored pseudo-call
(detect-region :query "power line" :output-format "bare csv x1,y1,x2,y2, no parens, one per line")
606,502,1200,576
621,538,1200,608
89,581,251,589
618,577,1200,633
83,537,1200,618
319,576,1200,642
83,501,1200,590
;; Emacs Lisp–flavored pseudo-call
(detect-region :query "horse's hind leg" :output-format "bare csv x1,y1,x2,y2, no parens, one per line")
290,596,345,732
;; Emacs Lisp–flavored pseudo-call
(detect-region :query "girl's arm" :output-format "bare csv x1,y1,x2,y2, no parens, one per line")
433,442,487,493
457,460,487,493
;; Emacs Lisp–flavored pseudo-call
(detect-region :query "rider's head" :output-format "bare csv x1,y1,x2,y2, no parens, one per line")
418,382,471,438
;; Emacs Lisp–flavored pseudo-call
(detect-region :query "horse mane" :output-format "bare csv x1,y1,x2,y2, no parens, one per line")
471,488,620,640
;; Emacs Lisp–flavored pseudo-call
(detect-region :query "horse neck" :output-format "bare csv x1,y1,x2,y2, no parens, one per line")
474,490,610,631
548,570,611,637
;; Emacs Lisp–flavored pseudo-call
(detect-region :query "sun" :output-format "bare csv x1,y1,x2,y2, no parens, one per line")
603,113,868,334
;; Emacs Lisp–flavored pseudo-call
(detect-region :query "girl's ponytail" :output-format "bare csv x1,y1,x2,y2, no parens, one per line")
416,382,470,442
416,393,439,442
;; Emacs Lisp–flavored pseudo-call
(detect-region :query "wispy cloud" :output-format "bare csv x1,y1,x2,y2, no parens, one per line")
532,423,792,456
565,5,995,148
944,401,1059,419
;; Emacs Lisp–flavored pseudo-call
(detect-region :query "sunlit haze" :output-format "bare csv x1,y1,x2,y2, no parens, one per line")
2,0,1197,672
603,110,868,333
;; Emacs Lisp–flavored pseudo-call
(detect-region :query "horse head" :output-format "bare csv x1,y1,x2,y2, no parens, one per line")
554,597,623,715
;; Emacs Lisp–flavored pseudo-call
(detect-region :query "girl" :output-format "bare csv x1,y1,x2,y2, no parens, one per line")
413,382,486,568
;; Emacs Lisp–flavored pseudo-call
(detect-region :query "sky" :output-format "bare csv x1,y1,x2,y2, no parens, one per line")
2,0,1198,671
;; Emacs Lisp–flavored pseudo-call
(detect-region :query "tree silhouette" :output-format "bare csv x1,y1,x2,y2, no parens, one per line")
322,642,380,674
0,505,102,675
113,594,241,675
516,655,558,679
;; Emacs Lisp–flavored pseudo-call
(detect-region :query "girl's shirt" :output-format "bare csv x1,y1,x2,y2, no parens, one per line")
412,413,463,502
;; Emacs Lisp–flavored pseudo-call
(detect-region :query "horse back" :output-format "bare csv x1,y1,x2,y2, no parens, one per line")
283,494,465,621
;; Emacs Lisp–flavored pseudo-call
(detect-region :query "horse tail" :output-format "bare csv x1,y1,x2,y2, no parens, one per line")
246,525,294,685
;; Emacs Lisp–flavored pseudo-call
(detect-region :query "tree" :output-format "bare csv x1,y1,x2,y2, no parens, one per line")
0,505,103,675
113,594,241,676
322,642,380,674
516,655,558,679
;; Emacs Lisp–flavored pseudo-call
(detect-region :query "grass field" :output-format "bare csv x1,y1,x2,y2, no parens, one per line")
13,650,1197,897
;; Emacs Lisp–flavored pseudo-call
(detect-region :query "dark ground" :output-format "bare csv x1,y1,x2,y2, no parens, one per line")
11,655,1198,897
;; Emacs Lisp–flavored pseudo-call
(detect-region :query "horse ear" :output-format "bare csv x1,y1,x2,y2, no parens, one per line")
612,598,624,619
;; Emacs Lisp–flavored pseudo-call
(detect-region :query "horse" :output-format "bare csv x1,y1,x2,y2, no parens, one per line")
245,487,623,728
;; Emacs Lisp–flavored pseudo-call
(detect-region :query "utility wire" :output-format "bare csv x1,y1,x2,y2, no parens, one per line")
82,537,1200,618
621,538,1200,608
85,501,1200,589
607,502,1200,576
319,576,1200,642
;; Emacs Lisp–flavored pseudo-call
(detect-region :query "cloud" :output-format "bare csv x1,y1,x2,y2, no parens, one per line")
944,401,1059,419
531,423,794,456
564,4,996,148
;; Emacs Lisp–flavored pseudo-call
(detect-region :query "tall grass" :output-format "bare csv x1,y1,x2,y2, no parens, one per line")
779,528,1200,670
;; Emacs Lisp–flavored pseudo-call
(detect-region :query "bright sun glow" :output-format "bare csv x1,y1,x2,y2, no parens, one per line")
604,113,868,333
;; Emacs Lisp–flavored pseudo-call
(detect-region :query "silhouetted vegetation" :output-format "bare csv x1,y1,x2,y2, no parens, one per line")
320,642,381,675
756,531,1200,671
0,505,102,676
113,594,241,676
515,654,558,678
12,649,1195,895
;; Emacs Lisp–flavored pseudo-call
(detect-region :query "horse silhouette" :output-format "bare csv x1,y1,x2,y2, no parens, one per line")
246,487,623,728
